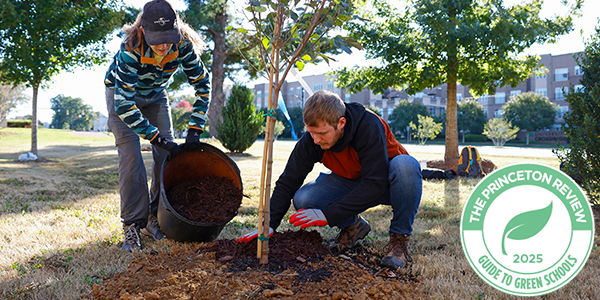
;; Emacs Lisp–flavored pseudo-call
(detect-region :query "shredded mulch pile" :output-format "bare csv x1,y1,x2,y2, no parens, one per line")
427,158,496,174
167,174,243,224
87,230,423,300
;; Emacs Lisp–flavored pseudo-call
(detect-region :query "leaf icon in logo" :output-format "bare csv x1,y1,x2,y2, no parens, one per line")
501,201,553,255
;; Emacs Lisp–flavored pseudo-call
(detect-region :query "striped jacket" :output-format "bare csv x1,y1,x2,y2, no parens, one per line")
105,37,210,141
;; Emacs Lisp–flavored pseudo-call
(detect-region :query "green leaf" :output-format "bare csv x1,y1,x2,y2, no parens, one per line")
295,60,305,71
262,37,270,49
237,28,248,34
501,202,553,255
226,26,233,30
302,54,312,61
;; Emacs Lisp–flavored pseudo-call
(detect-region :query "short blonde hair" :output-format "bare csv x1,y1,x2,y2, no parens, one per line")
303,90,346,127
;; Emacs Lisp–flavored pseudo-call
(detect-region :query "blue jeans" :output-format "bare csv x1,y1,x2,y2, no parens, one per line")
293,155,422,235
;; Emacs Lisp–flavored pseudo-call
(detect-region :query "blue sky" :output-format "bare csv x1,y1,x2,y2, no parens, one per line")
8,0,600,124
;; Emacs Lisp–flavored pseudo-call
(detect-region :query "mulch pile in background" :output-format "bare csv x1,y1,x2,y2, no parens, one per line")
427,158,496,174
167,174,243,224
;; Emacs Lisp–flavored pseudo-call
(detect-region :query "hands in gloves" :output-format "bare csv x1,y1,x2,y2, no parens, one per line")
289,209,328,229
236,227,274,243
151,133,180,160
182,128,203,151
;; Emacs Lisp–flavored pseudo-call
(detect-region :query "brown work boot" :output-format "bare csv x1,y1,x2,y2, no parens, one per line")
380,233,412,270
331,216,371,249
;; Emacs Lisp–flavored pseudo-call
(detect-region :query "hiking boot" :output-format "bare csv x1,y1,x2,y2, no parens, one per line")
331,216,371,249
380,233,412,270
141,214,166,241
122,223,143,252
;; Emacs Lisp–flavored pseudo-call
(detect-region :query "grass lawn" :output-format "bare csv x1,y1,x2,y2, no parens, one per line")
0,128,597,299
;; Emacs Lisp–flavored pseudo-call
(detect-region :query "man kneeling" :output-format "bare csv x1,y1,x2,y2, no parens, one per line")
237,90,422,269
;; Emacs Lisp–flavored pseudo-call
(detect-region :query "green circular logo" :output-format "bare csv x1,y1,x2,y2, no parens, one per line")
461,163,594,296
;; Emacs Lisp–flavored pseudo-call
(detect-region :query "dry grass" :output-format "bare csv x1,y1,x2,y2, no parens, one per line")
0,128,598,299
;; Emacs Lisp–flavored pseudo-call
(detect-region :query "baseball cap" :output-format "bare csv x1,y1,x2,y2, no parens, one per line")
141,0,181,45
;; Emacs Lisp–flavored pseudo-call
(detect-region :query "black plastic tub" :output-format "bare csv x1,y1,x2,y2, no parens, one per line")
158,143,242,242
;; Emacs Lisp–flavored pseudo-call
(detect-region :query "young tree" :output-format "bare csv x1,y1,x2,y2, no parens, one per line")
483,118,519,147
335,0,581,160
409,114,442,145
388,100,428,135
234,0,361,263
555,27,600,205
50,95,94,131
0,0,123,155
0,82,29,126
216,85,264,153
272,120,285,140
458,100,486,135
502,92,558,145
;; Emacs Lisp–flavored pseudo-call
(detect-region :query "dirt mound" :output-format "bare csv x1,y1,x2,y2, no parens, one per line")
167,174,243,224
87,231,423,299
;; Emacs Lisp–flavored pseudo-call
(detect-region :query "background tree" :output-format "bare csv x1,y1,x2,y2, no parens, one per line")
0,82,29,126
0,0,123,155
409,114,442,145
272,120,285,140
555,27,600,205
50,95,94,131
458,99,487,136
364,105,381,117
483,118,519,147
335,0,581,160
216,85,264,153
388,100,428,135
502,91,558,145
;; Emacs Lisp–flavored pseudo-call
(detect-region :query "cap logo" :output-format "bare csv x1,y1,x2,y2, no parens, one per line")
154,17,170,26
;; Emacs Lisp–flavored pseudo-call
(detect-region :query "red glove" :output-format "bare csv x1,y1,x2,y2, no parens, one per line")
289,209,328,228
235,227,274,243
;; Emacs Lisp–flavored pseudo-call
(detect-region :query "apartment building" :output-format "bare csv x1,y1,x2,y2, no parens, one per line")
251,52,583,128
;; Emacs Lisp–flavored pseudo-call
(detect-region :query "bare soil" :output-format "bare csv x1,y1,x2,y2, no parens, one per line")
87,230,423,300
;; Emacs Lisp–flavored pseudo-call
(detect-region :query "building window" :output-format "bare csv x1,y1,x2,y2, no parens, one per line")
574,84,584,92
297,87,302,96
456,93,462,101
256,90,262,99
289,87,294,96
535,69,547,79
414,92,424,99
555,68,569,81
297,100,302,107
478,95,488,103
535,88,547,97
345,94,351,102
327,82,334,90
510,90,521,98
494,109,503,119
556,106,569,119
314,83,323,91
555,87,566,100
483,110,488,118
574,65,583,75
495,92,505,104
429,106,436,116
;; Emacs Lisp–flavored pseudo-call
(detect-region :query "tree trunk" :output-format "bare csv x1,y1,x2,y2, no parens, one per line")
31,84,39,155
208,7,228,138
445,6,459,161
